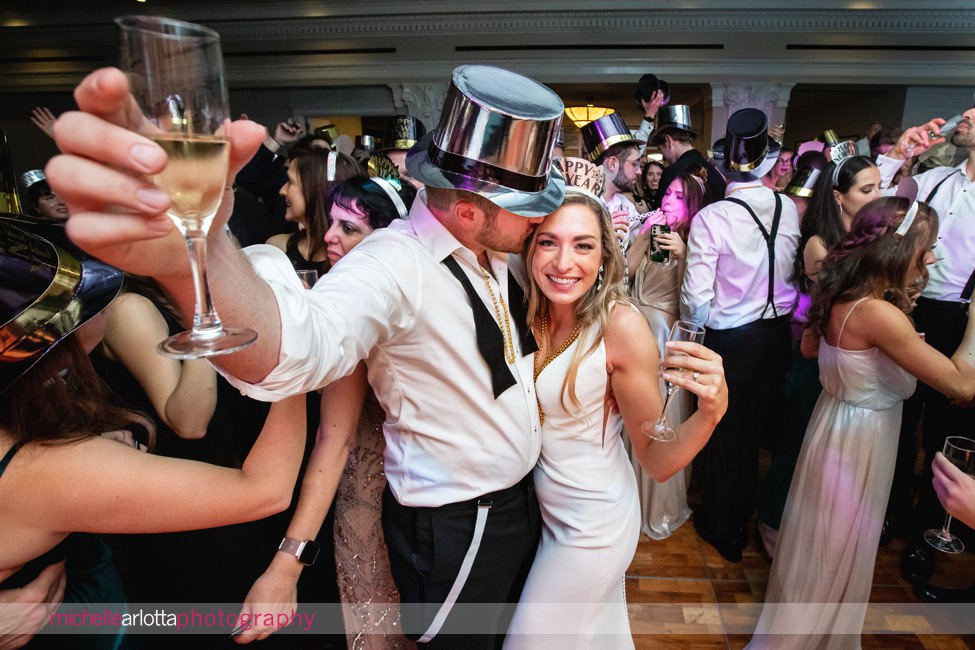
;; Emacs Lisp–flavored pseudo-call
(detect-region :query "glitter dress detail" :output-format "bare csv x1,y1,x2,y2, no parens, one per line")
334,389,413,650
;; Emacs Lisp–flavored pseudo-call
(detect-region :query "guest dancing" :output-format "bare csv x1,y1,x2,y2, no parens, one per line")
0,221,306,649
504,159,727,648
626,163,716,540
748,197,975,649
266,148,363,277
241,174,416,650
756,151,881,557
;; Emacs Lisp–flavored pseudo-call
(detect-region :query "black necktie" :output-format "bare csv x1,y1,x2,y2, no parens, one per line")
442,256,537,399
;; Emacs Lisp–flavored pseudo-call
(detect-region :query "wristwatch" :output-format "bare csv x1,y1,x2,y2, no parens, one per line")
277,537,321,566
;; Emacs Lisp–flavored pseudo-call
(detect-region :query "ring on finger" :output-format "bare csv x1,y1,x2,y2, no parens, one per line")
692,370,701,382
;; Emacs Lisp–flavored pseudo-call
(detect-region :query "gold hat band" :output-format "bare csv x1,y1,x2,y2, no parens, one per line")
727,145,769,172
587,134,640,162
0,248,83,362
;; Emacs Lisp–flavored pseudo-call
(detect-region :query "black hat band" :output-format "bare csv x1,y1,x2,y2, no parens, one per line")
428,142,548,193
727,145,769,172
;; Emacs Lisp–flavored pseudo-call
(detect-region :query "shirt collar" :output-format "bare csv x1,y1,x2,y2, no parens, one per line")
409,189,470,263
408,189,504,269
725,180,769,195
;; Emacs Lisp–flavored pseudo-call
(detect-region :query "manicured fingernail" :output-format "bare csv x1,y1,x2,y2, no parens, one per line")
138,187,170,210
665,341,675,347
131,143,164,171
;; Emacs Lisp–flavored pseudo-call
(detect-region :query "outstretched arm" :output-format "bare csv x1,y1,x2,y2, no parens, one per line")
235,364,367,644
46,68,282,384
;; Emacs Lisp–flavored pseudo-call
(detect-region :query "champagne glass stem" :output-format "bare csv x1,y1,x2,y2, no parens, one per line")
185,233,222,335
939,514,955,541
656,386,676,426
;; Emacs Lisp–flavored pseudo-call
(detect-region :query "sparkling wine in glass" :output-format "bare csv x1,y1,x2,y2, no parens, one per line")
924,436,975,554
641,320,705,442
117,15,257,358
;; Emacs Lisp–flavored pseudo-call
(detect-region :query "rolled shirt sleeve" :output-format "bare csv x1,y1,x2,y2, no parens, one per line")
217,239,415,401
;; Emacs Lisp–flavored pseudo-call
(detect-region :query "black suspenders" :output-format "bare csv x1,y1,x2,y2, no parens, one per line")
921,169,973,305
723,194,784,319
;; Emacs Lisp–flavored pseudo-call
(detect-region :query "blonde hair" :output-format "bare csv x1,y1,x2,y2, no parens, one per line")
523,192,628,417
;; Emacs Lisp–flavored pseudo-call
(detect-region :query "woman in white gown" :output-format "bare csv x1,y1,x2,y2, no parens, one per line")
747,197,975,650
504,162,728,649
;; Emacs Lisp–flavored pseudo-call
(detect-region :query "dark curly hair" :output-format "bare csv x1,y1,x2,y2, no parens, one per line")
807,196,938,338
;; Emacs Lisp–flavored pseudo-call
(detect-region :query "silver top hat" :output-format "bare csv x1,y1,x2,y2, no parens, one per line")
580,112,645,164
406,65,565,218
355,135,376,150
650,105,696,144
19,169,46,191
711,108,781,182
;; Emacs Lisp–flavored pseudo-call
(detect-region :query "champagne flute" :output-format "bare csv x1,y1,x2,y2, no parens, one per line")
924,436,975,554
117,15,257,358
295,269,319,289
641,320,705,442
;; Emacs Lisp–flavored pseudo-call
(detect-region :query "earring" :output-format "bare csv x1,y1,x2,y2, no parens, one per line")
597,266,604,292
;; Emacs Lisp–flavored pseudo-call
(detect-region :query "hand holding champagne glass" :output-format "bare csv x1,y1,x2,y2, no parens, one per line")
924,436,975,554
642,320,706,442
117,15,256,358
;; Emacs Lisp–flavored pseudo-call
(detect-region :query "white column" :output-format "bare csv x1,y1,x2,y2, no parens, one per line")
390,83,449,133
709,82,794,148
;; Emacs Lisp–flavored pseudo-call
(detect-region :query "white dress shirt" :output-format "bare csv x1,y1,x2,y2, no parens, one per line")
681,183,800,330
223,192,542,507
878,155,975,302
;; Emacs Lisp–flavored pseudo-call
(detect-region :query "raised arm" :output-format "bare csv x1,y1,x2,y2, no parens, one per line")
235,363,368,644
46,68,282,384
606,306,727,482
102,292,217,439
863,300,975,401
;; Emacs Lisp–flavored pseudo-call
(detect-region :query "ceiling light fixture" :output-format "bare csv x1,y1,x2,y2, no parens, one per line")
564,99,613,129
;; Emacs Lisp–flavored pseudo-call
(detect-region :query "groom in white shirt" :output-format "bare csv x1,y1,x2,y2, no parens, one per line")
44,64,565,648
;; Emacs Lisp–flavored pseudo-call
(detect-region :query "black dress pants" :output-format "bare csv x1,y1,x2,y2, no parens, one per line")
905,298,975,545
692,316,792,552
381,476,541,649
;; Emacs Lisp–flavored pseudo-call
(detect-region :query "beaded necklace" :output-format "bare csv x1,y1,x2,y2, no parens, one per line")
477,265,516,365
533,310,582,424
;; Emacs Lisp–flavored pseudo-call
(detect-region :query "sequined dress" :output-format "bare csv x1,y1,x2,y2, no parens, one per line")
334,389,413,650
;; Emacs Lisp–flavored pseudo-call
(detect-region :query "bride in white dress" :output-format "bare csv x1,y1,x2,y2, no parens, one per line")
747,197,975,649
504,166,728,649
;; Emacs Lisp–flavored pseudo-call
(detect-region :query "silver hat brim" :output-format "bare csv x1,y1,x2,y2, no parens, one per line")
406,133,566,218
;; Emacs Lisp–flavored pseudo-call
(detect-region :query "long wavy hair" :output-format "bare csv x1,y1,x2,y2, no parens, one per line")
0,336,153,447
523,191,628,418
289,150,363,264
807,196,938,339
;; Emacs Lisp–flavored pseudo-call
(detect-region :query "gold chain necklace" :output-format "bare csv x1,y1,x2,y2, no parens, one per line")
533,310,582,424
477,265,516,365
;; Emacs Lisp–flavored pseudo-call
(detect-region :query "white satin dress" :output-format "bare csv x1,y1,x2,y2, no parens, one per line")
747,299,916,650
504,328,640,649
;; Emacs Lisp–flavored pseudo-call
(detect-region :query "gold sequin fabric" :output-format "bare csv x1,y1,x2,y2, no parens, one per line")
333,390,413,650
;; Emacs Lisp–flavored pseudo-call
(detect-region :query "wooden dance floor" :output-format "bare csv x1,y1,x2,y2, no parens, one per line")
624,518,975,648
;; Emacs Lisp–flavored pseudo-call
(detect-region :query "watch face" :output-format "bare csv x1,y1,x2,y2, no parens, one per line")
298,540,321,566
